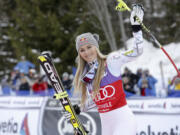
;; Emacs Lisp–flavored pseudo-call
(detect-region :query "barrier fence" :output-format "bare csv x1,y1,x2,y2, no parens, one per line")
0,96,180,135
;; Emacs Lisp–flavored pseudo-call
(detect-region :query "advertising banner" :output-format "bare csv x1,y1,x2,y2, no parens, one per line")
128,98,180,135
136,113,180,135
41,98,101,135
0,97,180,135
0,96,45,135
41,98,180,135
127,98,180,113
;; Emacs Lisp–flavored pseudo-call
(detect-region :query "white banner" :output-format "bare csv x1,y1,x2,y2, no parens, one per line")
0,97,180,135
0,96,44,108
0,96,46,135
136,114,180,135
127,98,180,113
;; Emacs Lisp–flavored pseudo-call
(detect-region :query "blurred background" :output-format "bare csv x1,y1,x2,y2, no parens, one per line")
0,0,180,96
0,0,180,135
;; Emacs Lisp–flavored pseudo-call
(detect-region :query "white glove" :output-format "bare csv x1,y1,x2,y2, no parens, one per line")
130,4,144,25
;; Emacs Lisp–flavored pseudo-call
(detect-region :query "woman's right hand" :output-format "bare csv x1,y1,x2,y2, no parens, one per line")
62,110,72,121
62,104,81,121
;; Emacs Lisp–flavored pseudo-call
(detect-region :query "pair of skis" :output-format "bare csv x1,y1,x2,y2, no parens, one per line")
37,53,87,135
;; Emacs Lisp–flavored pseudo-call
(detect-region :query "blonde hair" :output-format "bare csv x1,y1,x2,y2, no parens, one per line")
73,48,107,106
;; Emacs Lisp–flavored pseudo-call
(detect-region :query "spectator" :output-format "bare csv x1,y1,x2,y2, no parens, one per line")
129,70,139,86
1,75,11,95
69,74,74,81
122,67,139,93
138,73,149,96
122,76,135,94
32,76,48,92
14,56,35,75
10,67,20,90
169,69,180,90
136,68,143,81
144,69,158,96
173,77,180,90
42,75,52,89
19,77,30,91
138,69,157,96
62,72,72,96
27,68,38,87
122,67,130,78
13,69,28,91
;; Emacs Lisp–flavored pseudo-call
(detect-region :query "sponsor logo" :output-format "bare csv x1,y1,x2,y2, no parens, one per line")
163,102,166,109
27,100,40,106
43,62,68,104
141,103,144,109
128,103,144,109
171,103,180,108
95,85,115,102
98,102,112,109
38,56,47,62
147,103,164,109
0,100,11,105
13,100,26,105
80,38,87,41
20,114,30,135
44,63,58,83
136,125,180,135
0,118,18,134
57,113,97,135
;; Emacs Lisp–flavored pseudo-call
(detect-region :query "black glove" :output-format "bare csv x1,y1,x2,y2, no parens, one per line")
62,104,81,121
73,104,81,115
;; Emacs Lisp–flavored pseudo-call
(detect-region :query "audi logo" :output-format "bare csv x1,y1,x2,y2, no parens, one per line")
95,85,115,102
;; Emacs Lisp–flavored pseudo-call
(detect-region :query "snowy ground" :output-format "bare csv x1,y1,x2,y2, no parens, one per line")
122,38,180,97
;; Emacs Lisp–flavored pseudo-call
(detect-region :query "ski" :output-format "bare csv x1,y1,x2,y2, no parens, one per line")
37,53,87,135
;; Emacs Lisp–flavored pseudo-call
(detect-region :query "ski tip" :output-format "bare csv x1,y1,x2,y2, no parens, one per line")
41,51,52,59
37,55,47,62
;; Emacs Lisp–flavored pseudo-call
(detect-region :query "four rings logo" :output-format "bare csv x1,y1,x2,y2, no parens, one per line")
95,85,115,102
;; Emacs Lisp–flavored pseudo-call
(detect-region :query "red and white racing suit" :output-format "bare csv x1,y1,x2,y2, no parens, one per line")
82,31,143,135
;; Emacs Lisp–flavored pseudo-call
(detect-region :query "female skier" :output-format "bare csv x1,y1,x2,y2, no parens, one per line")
66,4,144,135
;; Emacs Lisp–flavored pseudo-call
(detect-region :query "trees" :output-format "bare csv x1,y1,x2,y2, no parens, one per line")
3,0,104,75
162,0,180,43
0,0,179,79
0,0,16,78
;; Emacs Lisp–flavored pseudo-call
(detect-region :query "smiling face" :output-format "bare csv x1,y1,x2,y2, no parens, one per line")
79,44,98,63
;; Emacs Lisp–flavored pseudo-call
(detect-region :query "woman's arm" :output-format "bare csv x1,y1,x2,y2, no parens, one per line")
107,4,144,77
80,94,97,112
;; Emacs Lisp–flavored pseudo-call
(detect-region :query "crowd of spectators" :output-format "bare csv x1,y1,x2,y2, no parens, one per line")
0,56,74,97
0,56,180,97
122,67,158,97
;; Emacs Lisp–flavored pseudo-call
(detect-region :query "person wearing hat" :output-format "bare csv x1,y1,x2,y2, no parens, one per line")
65,4,144,135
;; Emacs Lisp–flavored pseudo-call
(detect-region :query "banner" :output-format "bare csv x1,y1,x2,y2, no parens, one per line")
136,114,180,135
0,96,46,135
0,97,180,135
127,98,180,113
41,98,101,135
128,98,180,135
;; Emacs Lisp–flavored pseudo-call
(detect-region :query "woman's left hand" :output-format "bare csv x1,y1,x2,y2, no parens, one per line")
130,4,144,25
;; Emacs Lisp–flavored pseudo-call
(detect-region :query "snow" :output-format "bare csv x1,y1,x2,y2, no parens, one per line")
122,38,180,96
152,12,166,18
